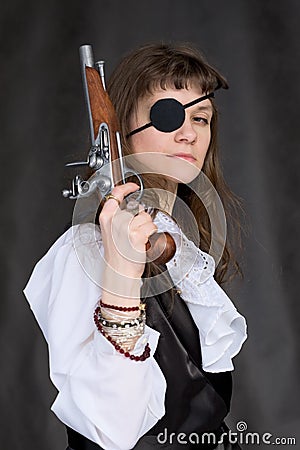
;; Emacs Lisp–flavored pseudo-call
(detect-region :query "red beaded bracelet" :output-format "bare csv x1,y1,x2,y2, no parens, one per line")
93,308,151,362
100,299,145,312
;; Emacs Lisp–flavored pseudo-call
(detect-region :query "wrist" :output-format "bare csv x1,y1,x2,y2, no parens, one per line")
105,259,144,279
102,266,141,305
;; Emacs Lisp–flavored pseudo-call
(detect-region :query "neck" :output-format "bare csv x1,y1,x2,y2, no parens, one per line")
157,183,178,215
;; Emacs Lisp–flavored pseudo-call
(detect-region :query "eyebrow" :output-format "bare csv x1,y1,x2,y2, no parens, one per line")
193,104,213,113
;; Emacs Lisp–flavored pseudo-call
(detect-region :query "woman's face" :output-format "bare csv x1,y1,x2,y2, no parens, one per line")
128,84,213,184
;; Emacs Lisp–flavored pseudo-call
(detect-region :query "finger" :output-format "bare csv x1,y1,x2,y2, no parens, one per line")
104,194,121,207
100,183,140,218
130,210,154,228
104,183,139,207
130,222,158,246
111,182,140,201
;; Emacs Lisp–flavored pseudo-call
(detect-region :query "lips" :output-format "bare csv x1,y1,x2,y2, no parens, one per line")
171,153,196,162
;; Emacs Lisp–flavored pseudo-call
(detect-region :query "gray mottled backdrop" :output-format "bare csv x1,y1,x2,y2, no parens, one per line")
1,0,299,449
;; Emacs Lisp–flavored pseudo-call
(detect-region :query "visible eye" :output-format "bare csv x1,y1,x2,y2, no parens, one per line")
192,116,210,125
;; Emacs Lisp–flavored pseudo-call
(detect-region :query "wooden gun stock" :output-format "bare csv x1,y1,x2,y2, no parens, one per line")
83,47,176,265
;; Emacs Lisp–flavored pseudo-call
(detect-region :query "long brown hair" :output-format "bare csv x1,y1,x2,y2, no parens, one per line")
108,42,243,285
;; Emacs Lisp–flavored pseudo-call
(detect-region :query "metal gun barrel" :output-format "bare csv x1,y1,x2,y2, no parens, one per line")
79,45,95,145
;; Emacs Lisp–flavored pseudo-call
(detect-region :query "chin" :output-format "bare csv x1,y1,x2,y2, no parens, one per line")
164,170,200,184
162,159,201,184
128,152,201,183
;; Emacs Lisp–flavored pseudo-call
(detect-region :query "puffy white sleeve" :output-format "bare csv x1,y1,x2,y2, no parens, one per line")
155,212,247,373
166,242,247,373
24,224,166,450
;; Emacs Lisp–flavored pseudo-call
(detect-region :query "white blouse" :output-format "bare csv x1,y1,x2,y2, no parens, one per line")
24,212,247,450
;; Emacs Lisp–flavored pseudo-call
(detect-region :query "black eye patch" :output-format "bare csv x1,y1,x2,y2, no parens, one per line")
150,98,185,132
127,92,214,137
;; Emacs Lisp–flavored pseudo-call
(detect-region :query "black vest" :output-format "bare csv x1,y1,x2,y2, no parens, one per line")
67,281,238,450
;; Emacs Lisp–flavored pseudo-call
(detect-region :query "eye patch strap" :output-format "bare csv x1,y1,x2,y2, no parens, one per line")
182,92,214,110
127,92,215,137
127,121,153,137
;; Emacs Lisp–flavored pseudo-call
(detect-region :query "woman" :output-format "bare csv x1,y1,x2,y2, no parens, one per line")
24,43,247,449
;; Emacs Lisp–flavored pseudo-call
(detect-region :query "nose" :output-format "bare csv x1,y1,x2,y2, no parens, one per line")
174,117,197,143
